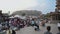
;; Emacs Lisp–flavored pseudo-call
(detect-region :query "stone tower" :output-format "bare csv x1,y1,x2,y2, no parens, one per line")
50,0,60,23
56,0,60,11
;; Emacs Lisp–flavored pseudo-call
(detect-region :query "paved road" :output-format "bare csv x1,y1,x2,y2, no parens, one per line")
16,23,59,34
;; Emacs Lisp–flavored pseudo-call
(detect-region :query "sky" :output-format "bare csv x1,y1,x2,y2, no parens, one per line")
0,0,56,14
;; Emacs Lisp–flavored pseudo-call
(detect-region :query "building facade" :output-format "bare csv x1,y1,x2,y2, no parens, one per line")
56,0,60,10
50,0,60,23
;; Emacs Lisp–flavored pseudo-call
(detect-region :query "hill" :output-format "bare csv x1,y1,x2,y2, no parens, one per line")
11,10,42,16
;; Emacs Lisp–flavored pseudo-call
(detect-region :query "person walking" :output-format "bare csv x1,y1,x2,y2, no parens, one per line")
6,26,12,34
34,19,40,31
44,26,52,34
42,20,45,27
6,26,16,34
57,22,60,34
31,19,35,27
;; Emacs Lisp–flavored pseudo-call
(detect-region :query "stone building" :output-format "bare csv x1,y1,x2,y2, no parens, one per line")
50,9,60,20
50,0,60,23
56,0,60,10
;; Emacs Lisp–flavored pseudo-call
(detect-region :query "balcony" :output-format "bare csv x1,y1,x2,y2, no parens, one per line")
56,5,60,7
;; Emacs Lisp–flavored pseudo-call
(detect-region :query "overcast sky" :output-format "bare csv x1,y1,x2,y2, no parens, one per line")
0,0,56,14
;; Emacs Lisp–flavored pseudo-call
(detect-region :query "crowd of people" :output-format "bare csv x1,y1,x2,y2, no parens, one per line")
9,17,42,30
9,17,44,29
0,17,46,34
0,17,60,34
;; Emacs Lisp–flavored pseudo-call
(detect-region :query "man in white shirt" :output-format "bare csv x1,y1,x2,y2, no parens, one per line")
31,19,35,26
34,19,40,31
57,22,60,31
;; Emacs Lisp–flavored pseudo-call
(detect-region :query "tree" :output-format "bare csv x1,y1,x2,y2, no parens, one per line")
22,13,26,16
45,13,50,18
